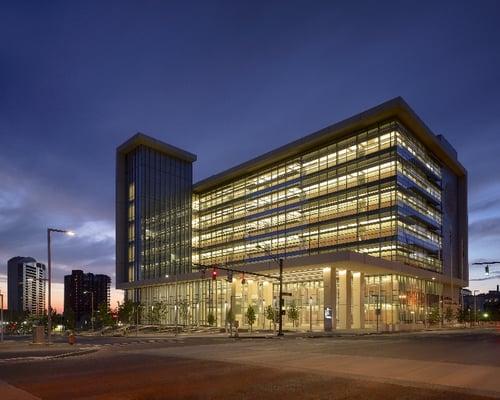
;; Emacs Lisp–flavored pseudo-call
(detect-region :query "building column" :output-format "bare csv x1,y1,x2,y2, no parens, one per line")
323,267,336,331
338,270,352,329
352,272,365,329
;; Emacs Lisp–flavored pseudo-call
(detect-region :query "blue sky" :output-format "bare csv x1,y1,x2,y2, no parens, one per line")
1,1,499,309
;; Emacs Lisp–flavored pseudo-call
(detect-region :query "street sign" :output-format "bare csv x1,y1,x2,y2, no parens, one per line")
282,292,292,296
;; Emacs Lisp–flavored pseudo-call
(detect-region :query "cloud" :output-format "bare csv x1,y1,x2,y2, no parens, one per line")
469,217,500,241
469,271,500,282
0,158,117,291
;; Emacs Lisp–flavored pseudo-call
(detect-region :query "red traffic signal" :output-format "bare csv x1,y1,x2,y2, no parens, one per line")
212,268,217,280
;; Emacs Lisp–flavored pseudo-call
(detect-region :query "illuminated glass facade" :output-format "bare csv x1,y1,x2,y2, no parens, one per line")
117,98,467,331
194,120,442,273
125,146,193,282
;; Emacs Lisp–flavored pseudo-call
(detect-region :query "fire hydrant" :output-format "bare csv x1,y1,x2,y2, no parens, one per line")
68,333,76,345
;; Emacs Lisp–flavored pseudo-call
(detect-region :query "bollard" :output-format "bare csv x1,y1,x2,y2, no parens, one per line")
68,333,76,345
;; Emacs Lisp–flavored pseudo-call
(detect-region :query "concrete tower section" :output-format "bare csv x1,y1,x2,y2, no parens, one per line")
116,133,197,304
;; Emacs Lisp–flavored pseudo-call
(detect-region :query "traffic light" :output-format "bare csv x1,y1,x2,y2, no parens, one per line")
241,273,246,285
212,268,217,280
227,271,233,283
485,265,490,275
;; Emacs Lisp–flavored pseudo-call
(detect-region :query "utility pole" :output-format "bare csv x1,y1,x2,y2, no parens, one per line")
47,229,51,343
47,228,75,344
473,290,479,327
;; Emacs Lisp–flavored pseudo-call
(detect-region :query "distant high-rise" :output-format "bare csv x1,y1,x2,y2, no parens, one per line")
7,256,46,315
64,270,110,326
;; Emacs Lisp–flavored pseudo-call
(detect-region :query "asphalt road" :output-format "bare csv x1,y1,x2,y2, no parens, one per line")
0,329,499,400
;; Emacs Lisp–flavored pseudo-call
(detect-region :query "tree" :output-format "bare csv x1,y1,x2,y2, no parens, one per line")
428,307,441,325
265,305,276,331
96,303,115,329
117,299,135,324
226,308,235,336
158,301,169,324
246,305,256,332
455,308,467,324
149,302,162,326
207,312,216,326
64,308,76,330
178,299,189,325
288,302,300,328
444,306,454,324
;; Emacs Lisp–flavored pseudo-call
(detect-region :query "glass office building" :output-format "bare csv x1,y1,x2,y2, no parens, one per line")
116,97,468,331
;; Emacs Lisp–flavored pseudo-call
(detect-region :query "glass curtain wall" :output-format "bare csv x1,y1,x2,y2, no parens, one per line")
129,272,441,329
194,120,443,273
126,146,192,284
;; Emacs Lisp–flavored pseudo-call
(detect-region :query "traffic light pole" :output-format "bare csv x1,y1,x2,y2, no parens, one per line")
194,261,285,336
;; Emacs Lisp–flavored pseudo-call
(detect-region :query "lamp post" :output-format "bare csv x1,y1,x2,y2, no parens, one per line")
47,228,75,344
256,245,284,336
473,289,479,327
309,296,313,333
83,290,94,332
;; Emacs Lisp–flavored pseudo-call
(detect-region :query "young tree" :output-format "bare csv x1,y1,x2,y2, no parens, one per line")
96,303,115,329
117,299,135,325
288,302,300,328
226,308,235,335
428,307,441,325
455,308,466,324
207,312,216,326
149,302,162,326
178,300,189,325
246,305,256,332
64,308,76,330
444,306,454,324
265,305,276,331
158,301,169,325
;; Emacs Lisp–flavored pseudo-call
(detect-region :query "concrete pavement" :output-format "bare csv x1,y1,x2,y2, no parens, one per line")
129,330,500,398
0,329,498,399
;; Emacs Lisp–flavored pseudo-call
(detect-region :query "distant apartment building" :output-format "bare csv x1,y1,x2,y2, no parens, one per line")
7,256,46,315
64,270,110,326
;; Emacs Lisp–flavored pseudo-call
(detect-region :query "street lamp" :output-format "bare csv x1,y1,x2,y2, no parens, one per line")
256,244,284,336
309,296,313,333
47,228,75,344
83,290,94,332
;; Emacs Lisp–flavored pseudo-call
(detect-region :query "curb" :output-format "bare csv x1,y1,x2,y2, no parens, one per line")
0,347,100,364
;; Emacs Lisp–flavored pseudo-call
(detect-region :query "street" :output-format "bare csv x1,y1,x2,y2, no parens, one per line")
0,329,499,399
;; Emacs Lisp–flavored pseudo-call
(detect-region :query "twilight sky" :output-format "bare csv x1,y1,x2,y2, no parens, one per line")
1,1,499,311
